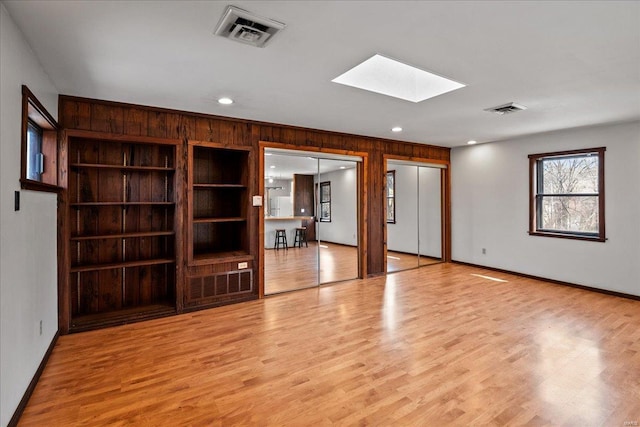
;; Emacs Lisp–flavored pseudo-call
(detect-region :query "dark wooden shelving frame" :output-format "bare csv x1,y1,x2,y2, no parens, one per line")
60,133,182,332
187,141,252,263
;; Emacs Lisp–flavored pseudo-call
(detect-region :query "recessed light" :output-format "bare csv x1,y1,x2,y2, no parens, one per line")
340,166,346,169
270,165,276,169
218,97,233,105
467,140,477,145
391,127,403,132
265,153,272,156
268,178,274,183
332,54,465,103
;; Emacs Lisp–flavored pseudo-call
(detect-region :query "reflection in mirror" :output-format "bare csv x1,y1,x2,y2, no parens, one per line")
264,152,319,294
317,159,358,284
418,166,442,265
386,162,443,273
386,163,419,272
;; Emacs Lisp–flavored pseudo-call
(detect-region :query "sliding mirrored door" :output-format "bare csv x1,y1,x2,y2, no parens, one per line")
264,149,362,294
386,163,420,272
264,152,319,294
418,166,442,266
386,161,444,273
317,158,359,284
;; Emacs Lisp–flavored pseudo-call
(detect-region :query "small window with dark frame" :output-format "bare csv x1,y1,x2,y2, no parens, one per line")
319,181,331,222
386,170,396,224
21,85,59,192
529,147,605,241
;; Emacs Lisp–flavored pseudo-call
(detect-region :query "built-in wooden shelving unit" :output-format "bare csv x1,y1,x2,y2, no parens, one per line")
66,138,177,330
185,142,254,308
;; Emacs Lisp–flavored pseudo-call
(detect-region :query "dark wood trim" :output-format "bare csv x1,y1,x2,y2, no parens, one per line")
21,85,60,191
258,144,265,298
526,146,607,160
359,155,368,278
63,129,181,146
22,85,58,128
19,179,60,193
57,131,70,333
451,260,640,301
527,230,606,242
8,331,59,427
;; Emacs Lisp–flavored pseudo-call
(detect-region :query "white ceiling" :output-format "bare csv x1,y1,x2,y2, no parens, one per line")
4,1,639,147
265,149,358,179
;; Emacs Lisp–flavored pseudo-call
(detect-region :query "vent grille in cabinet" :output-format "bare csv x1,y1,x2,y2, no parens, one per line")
187,269,253,303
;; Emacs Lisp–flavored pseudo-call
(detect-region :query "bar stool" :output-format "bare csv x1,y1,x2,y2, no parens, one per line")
274,229,288,250
293,227,308,248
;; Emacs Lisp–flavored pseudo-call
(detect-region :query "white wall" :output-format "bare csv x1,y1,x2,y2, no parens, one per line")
0,4,59,426
387,164,441,258
451,121,640,296
317,167,357,246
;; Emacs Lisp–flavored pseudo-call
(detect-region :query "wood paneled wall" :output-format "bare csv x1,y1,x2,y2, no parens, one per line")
59,95,450,278
293,174,315,217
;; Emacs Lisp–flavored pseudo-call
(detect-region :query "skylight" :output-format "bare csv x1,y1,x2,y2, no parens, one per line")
332,54,465,103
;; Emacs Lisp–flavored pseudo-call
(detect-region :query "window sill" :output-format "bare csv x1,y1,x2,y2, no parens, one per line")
528,230,606,242
20,178,61,193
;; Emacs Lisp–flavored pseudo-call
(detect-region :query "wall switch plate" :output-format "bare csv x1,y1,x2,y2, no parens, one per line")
15,191,20,211
238,262,248,269
252,195,263,206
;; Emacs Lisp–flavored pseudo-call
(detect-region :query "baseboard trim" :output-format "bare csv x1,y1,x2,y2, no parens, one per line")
452,260,640,301
8,330,59,427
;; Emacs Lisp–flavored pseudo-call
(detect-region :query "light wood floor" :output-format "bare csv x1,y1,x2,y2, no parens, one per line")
265,243,441,294
19,264,640,426
265,242,359,294
387,250,441,273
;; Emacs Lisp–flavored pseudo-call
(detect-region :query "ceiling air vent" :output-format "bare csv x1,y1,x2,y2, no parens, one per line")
214,5,285,48
484,102,527,115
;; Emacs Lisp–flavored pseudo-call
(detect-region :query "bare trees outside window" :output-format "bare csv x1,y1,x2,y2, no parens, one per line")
529,147,605,241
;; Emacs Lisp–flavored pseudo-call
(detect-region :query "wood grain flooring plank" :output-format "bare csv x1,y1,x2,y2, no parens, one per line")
18,263,640,426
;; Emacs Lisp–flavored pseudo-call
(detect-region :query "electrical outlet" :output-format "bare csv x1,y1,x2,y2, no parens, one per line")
482,248,487,255
39,320,42,336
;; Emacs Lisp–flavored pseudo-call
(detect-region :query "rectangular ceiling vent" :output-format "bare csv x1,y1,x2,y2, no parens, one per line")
484,102,527,115
214,5,285,48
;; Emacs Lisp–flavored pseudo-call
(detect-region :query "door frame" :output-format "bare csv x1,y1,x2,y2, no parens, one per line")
259,141,368,297
383,154,451,273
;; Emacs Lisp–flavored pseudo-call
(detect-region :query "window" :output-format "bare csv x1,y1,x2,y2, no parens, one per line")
21,85,59,192
26,121,43,181
529,147,605,241
386,170,395,223
319,181,331,222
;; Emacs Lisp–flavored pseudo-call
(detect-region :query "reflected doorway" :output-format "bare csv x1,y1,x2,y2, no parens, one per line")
264,149,361,294
386,160,444,273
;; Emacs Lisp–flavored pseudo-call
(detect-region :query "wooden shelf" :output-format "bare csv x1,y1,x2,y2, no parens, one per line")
70,231,174,241
193,183,246,189
193,217,246,224
71,202,174,208
193,251,252,264
70,258,175,273
71,163,174,172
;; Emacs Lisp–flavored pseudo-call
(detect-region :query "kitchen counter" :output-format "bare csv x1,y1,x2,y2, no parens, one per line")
264,216,314,248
